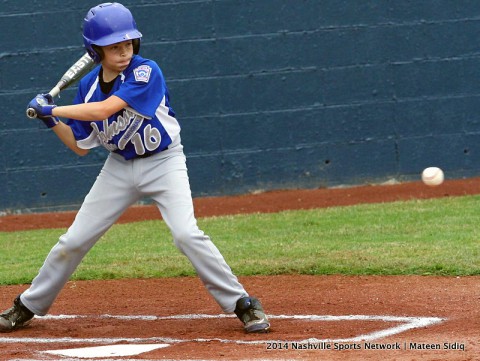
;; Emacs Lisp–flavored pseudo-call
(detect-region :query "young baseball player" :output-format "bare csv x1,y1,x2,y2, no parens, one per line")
0,2,270,334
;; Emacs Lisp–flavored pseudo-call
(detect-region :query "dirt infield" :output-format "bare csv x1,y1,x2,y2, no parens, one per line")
0,179,479,360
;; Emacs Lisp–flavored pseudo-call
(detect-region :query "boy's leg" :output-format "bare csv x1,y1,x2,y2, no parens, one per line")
141,150,269,332
142,152,246,312
20,155,140,316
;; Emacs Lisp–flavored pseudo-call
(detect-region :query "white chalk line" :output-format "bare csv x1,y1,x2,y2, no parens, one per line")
0,313,445,345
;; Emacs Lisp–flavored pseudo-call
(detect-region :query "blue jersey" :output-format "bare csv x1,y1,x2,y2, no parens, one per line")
67,55,180,160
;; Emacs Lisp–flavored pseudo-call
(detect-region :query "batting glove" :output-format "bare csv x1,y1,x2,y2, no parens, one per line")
27,94,59,128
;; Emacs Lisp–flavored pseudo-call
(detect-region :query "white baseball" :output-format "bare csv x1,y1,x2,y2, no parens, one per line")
421,167,444,186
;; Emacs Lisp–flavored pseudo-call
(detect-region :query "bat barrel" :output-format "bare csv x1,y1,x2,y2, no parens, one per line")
25,53,94,120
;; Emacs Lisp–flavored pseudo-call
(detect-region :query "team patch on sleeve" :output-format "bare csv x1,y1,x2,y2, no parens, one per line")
133,65,152,83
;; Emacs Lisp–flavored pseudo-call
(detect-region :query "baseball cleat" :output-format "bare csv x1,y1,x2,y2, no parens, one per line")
0,295,34,332
234,296,270,333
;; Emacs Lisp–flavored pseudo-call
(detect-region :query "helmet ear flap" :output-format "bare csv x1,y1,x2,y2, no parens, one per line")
133,39,140,54
86,48,99,63
90,45,104,63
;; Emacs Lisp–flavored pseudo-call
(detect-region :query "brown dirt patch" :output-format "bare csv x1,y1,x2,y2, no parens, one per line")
0,179,479,360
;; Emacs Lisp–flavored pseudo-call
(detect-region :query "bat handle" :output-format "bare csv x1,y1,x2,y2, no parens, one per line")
26,108,37,119
26,87,59,119
49,86,61,98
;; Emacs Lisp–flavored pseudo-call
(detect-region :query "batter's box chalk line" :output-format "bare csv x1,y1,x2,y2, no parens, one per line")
0,313,445,346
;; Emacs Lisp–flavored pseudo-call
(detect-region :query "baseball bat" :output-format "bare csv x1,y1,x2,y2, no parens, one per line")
26,52,95,118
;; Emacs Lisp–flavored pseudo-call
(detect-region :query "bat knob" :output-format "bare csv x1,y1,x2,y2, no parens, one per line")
26,108,37,119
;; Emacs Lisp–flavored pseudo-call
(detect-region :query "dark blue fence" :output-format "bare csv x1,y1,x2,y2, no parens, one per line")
1,1,480,212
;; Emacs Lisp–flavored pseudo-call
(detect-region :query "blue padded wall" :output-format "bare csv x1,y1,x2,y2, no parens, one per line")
1,1,480,212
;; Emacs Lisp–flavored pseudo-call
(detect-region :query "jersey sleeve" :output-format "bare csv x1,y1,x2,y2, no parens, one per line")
113,59,165,119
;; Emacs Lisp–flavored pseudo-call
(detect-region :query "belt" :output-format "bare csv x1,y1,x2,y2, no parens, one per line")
136,152,156,159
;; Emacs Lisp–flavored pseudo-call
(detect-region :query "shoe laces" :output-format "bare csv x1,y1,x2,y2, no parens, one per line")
242,307,266,324
1,298,33,324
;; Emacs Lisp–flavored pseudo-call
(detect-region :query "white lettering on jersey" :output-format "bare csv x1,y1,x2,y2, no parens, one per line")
90,108,143,151
118,114,144,150
90,121,118,151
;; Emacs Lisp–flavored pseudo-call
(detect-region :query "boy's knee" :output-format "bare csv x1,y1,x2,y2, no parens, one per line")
172,228,207,248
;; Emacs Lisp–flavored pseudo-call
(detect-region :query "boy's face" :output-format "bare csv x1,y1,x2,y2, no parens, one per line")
101,40,134,73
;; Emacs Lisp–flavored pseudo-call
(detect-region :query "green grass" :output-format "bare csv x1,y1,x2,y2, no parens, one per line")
1,195,479,285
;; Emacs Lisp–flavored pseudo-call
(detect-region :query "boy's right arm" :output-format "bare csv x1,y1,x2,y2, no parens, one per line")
52,122,89,156
27,94,89,156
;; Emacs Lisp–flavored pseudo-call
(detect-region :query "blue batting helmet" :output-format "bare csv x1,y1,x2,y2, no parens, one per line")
83,2,142,63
